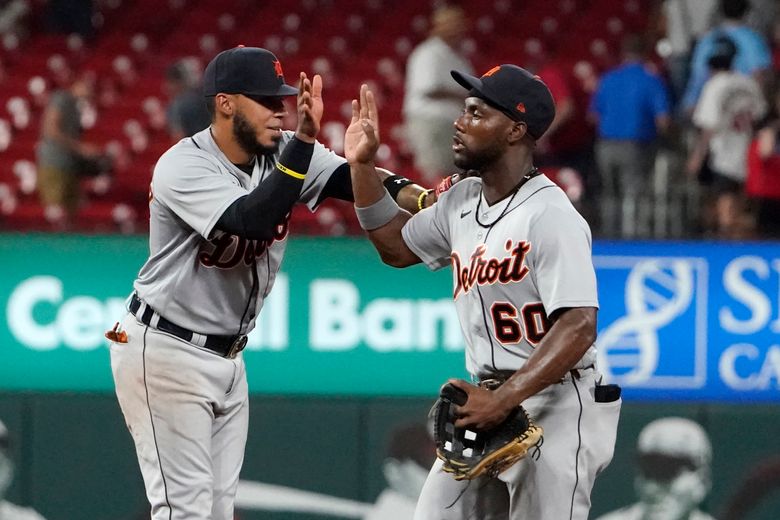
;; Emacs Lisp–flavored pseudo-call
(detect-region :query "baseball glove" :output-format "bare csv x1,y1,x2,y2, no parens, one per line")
433,383,543,480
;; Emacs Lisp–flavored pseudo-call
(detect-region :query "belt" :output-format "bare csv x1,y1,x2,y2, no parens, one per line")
479,365,595,389
129,294,247,359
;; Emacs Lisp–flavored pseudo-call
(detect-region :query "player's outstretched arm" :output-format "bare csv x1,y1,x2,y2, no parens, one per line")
345,85,420,267
216,73,322,241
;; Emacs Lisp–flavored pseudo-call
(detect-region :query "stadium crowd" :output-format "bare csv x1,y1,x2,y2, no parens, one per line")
0,0,778,239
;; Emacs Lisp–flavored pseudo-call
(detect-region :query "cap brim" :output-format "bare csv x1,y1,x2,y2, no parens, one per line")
451,70,483,94
243,84,299,97
275,84,300,96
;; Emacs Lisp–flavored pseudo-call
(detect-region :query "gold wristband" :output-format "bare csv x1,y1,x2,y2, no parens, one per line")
417,189,433,211
416,190,427,211
276,162,306,180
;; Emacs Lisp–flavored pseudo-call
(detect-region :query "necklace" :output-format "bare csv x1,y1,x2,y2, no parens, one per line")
475,167,540,228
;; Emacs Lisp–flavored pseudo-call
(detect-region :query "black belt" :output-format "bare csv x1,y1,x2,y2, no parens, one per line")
480,365,595,388
129,294,247,359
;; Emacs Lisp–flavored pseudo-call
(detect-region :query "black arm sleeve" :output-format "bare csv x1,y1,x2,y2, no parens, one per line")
315,162,354,205
216,137,314,240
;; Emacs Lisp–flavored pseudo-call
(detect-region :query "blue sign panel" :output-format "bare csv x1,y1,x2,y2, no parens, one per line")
593,241,780,402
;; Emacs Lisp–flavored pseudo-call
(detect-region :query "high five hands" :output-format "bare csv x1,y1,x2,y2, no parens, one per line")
295,72,323,143
345,84,380,165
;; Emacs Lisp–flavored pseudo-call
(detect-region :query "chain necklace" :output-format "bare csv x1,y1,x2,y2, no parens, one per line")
475,167,540,228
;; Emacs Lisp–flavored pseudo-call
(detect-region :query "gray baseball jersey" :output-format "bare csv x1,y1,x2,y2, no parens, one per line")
111,128,346,519
401,174,598,379
133,128,345,336
406,174,618,520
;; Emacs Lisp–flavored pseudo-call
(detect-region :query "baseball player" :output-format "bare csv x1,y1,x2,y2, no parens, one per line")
108,46,432,520
345,66,621,519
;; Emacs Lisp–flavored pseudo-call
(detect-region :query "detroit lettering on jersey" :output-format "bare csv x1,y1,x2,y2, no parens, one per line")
452,239,531,299
199,216,291,269
401,175,599,376
132,128,346,336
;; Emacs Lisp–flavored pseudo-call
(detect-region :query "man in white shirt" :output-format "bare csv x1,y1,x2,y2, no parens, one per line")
403,5,473,184
686,34,767,237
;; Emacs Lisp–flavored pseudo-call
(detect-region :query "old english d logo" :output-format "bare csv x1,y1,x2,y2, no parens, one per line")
273,60,284,78
482,65,501,77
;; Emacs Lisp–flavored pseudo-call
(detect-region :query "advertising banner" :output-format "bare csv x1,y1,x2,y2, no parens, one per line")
1,235,778,400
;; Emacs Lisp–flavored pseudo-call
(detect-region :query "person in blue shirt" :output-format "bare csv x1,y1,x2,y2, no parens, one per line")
590,34,671,238
681,0,771,114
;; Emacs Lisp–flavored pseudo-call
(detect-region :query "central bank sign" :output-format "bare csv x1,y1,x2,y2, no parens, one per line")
6,276,465,354
1,236,778,400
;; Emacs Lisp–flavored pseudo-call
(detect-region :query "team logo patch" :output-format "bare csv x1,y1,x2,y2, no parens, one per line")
516,102,526,113
273,60,284,78
482,65,501,77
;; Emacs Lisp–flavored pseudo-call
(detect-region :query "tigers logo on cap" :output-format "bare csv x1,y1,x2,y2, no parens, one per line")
451,64,556,140
482,65,501,77
203,46,298,97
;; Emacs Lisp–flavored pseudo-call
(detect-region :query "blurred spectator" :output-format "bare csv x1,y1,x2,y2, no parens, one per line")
363,422,435,520
590,34,671,238
681,0,771,114
770,18,780,75
744,0,779,39
594,417,714,520
36,77,108,226
687,35,767,238
531,53,596,205
0,419,46,520
659,0,718,107
0,0,30,37
403,5,473,183
746,88,780,238
164,59,210,142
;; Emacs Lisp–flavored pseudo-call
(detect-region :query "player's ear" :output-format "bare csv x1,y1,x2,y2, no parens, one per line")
214,93,234,118
507,121,528,145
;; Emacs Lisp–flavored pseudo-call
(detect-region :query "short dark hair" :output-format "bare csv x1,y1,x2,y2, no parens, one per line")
205,96,216,121
721,0,749,19
708,35,738,70
166,61,188,83
621,33,646,58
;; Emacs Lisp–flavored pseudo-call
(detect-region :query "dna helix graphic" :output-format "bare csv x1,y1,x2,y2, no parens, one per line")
596,259,695,385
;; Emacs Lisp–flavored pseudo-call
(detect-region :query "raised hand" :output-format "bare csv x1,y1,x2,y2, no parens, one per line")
295,72,323,143
344,84,380,165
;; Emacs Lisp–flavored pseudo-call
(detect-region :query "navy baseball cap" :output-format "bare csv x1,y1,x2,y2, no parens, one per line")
451,64,556,140
203,46,299,98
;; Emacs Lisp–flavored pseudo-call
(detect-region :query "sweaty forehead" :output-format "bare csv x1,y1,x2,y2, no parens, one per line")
464,96,514,123
464,97,494,111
